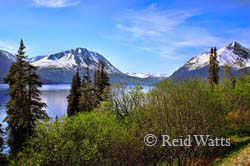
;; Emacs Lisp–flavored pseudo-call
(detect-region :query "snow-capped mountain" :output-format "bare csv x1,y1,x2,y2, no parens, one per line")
169,42,250,81
185,42,250,70
0,48,163,85
125,72,168,79
31,48,121,74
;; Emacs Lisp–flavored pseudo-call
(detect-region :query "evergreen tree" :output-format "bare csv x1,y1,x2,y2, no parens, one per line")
99,62,110,94
209,47,219,88
26,64,47,121
4,39,47,157
79,66,97,112
78,62,110,113
94,61,110,103
67,70,81,116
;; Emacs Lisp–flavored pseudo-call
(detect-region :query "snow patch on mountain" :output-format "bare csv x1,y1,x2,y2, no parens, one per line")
32,53,78,69
31,48,121,73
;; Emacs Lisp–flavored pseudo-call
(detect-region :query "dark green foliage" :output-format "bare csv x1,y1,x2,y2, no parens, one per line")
26,64,47,120
209,47,220,88
79,66,97,112
67,70,81,116
94,61,110,103
78,62,110,113
67,62,111,115
4,39,47,157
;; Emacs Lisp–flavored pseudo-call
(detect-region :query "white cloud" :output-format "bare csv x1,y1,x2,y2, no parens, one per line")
0,41,17,53
33,0,80,8
117,4,199,38
114,4,225,60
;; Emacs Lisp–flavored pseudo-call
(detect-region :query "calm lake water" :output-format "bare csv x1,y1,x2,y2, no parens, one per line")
0,84,153,124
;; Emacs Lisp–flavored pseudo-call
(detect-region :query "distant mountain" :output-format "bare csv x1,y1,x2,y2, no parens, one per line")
0,50,16,82
0,48,164,85
169,42,250,81
125,72,168,79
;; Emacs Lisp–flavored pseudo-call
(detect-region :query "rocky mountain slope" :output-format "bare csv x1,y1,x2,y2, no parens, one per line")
0,50,16,82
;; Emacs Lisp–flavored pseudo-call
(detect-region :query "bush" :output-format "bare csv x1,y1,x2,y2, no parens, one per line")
220,76,250,136
126,79,226,165
13,112,140,166
227,108,250,136
108,84,146,119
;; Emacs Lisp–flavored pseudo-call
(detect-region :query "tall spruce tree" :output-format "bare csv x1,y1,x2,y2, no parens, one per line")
26,64,47,120
99,62,110,92
4,39,47,157
67,70,81,116
94,61,110,103
79,66,97,112
209,47,219,88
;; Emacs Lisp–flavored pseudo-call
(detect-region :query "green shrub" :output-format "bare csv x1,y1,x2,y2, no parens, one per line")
220,76,250,136
126,79,226,165
13,112,140,166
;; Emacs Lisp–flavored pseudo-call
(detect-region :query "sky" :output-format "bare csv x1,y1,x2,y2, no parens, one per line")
0,0,250,75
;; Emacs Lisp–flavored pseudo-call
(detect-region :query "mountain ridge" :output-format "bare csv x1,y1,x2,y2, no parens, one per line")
0,48,166,85
125,72,168,79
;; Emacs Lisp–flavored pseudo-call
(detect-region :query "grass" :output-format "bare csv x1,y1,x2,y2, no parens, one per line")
212,136,250,166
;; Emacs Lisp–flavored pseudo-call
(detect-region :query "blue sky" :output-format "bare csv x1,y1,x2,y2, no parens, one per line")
0,0,250,75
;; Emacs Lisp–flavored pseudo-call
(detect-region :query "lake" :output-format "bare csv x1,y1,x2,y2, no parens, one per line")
0,84,153,124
